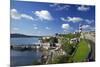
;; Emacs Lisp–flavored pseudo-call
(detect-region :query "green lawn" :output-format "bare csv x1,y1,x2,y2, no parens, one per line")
72,39,90,62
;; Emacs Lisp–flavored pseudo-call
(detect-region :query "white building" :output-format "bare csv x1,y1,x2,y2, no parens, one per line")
41,43,50,50
70,38,79,44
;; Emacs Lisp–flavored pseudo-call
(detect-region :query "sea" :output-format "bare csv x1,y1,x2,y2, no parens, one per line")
10,37,42,66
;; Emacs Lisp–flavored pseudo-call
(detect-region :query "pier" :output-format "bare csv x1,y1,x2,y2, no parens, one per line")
11,44,41,50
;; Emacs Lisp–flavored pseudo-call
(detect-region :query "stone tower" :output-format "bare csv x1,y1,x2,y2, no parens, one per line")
79,23,82,33
79,23,84,38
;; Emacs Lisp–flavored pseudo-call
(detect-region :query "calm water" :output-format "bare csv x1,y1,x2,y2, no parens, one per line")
11,37,39,45
10,37,42,66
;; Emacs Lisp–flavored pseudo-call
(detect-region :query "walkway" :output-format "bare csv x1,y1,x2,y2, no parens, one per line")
84,33,95,61
45,48,66,64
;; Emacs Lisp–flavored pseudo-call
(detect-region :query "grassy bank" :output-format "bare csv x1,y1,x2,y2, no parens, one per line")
72,39,91,62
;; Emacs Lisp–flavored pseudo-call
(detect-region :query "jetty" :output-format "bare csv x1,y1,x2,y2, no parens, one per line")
11,43,41,50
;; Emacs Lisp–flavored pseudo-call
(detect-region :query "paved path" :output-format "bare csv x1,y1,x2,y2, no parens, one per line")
84,33,95,61
45,49,65,64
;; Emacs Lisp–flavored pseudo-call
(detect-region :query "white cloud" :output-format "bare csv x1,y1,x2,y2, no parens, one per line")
45,27,50,30
13,27,19,31
11,9,21,20
61,17,94,24
61,16,83,23
81,25,95,31
77,5,90,11
62,23,70,30
21,14,34,20
67,17,83,23
33,27,38,30
82,25,90,29
34,10,53,21
85,19,94,24
11,9,34,20
49,3,70,11
49,3,58,7
60,17,67,22
56,5,70,11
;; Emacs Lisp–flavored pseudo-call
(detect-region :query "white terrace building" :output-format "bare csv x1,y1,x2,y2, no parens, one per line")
38,36,62,50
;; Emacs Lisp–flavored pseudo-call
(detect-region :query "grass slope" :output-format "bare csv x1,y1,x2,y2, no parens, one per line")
72,39,90,62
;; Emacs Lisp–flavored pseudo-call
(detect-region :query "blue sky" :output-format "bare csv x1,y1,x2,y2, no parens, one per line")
11,0,95,36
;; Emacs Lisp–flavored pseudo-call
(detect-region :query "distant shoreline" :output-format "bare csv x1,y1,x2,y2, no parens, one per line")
10,33,54,38
10,33,43,38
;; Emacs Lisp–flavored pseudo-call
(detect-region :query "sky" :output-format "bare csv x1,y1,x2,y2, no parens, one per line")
10,0,95,36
